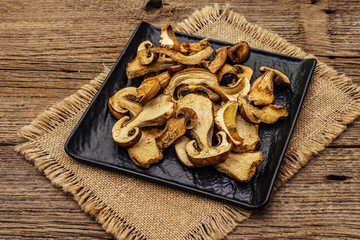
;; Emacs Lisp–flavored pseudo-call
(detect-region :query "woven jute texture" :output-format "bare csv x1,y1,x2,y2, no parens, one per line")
16,4,360,240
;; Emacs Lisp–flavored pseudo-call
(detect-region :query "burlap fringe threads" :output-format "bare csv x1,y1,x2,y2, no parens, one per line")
15,4,360,240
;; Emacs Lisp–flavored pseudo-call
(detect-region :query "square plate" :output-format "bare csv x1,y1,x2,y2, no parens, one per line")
65,21,316,209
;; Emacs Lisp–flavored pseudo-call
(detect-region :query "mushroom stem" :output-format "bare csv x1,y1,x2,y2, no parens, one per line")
151,46,214,65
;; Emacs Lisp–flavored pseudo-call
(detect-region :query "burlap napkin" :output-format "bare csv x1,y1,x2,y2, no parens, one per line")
16,4,360,240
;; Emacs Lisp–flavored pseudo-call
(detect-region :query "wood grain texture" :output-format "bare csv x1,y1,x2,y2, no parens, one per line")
1,0,359,239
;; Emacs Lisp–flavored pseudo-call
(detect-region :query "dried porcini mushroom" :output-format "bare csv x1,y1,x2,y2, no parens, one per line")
215,151,264,182
137,49,159,66
177,94,232,166
136,77,161,104
205,46,229,73
260,66,290,86
175,84,221,101
154,71,171,90
159,24,181,52
238,97,288,124
108,87,142,119
237,97,261,124
254,104,288,124
175,135,195,168
248,70,275,106
127,127,163,168
227,41,251,63
217,64,253,89
234,65,253,82
137,40,159,66
112,94,175,148
156,107,197,149
209,76,251,101
151,46,214,65
126,56,175,79
217,63,238,84
214,101,243,146
137,40,153,52
232,114,260,153
163,68,219,98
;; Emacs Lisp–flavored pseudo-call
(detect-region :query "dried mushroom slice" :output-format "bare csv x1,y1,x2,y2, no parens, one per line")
205,46,228,73
112,94,175,148
232,114,260,153
128,127,163,169
186,131,231,167
151,46,214,65
217,64,253,86
255,104,288,124
137,40,159,66
214,101,243,146
260,66,290,86
248,70,275,106
209,76,251,101
156,107,197,149
159,24,181,52
137,40,153,52
126,56,175,79
237,97,261,124
227,41,251,63
163,68,219,97
234,65,253,82
217,63,238,85
108,87,142,119
155,71,171,90
215,151,264,182
175,135,195,168
136,77,161,104
238,97,288,124
177,94,232,167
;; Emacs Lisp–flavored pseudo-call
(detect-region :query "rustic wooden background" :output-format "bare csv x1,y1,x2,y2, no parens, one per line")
1,0,359,239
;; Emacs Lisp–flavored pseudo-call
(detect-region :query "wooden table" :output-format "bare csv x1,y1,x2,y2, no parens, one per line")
1,0,359,239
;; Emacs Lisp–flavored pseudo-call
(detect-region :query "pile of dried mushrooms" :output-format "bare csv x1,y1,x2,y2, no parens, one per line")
109,24,290,182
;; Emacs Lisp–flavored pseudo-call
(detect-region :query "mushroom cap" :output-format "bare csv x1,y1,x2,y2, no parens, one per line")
186,131,232,167
112,116,142,148
227,42,251,63
108,87,142,119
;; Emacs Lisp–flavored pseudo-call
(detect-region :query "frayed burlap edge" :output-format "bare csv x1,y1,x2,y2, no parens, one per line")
14,4,360,240
176,3,360,190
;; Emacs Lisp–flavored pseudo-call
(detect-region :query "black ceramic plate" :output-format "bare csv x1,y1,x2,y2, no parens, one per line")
65,21,316,209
